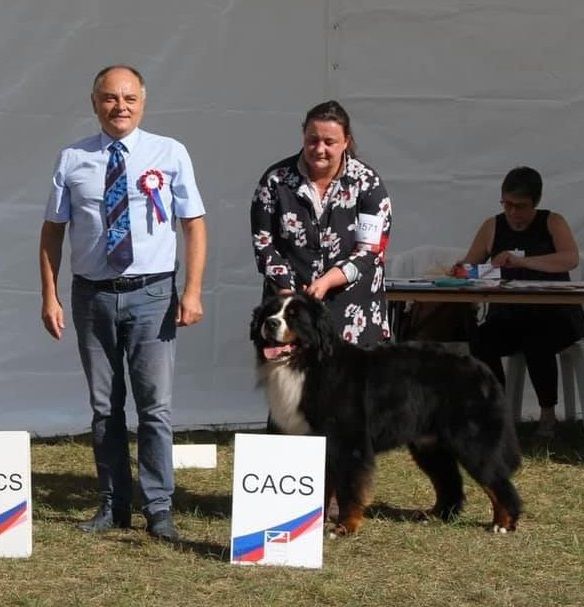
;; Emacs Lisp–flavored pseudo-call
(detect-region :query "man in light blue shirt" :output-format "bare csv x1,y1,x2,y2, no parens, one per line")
40,65,207,541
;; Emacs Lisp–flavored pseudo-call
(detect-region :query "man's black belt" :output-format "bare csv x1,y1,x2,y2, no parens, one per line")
74,272,175,293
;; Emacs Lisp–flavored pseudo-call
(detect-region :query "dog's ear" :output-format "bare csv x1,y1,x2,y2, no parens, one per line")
308,296,337,358
250,303,263,342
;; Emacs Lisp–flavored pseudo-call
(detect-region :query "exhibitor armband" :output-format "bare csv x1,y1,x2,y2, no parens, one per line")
355,213,387,253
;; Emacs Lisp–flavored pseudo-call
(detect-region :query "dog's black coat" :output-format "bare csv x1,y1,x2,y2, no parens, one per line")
251,293,522,534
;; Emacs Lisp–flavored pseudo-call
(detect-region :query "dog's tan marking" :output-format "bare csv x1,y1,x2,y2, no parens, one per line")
484,487,516,532
335,505,365,536
333,467,374,535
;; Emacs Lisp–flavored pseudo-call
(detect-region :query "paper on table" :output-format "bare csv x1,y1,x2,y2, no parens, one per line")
463,264,501,279
386,277,501,288
385,278,434,288
501,280,584,290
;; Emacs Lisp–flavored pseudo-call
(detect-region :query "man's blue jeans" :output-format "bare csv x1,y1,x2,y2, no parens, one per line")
72,275,177,516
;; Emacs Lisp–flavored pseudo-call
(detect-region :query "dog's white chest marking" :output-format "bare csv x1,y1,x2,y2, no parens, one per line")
264,363,311,435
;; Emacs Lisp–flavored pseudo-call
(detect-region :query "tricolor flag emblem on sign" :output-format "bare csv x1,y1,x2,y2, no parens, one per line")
0,501,27,535
265,530,290,544
232,506,322,563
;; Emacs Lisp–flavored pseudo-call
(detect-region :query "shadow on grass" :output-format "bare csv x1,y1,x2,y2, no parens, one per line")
173,490,232,518
32,470,233,559
366,502,504,534
32,472,231,521
32,432,94,447
366,502,427,523
32,471,99,514
32,429,244,448
113,534,231,561
168,537,230,560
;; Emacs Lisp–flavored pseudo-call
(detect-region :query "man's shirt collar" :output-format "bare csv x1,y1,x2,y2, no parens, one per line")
100,128,140,154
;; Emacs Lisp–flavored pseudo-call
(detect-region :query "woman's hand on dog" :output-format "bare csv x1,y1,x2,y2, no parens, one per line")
305,267,348,300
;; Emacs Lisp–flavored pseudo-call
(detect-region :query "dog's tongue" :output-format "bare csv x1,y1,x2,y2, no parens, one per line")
263,344,294,360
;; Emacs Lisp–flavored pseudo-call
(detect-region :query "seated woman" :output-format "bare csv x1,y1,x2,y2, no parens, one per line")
457,166,584,437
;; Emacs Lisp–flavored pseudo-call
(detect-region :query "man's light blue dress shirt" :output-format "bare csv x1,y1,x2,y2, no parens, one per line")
45,128,206,280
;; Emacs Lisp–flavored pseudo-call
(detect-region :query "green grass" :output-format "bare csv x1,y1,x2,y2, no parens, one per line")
0,424,583,607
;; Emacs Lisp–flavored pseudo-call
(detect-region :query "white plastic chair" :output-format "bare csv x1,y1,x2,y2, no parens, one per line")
506,345,584,422
386,245,466,279
386,245,470,352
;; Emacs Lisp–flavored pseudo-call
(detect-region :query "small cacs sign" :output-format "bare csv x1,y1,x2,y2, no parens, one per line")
0,432,32,558
230,433,326,568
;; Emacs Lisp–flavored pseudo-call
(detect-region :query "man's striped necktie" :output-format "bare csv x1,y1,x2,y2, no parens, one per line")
104,141,133,272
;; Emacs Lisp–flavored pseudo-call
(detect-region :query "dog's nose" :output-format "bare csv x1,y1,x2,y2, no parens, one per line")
265,317,281,333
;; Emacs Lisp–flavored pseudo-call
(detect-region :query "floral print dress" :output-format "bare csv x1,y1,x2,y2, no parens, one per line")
251,152,392,346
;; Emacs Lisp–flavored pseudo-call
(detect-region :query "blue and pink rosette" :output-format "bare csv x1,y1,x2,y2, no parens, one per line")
139,169,167,223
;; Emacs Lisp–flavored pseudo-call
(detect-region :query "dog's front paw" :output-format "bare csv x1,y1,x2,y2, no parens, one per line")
324,520,338,539
331,522,350,537
491,522,516,534
332,515,363,536
490,511,518,533
324,521,354,538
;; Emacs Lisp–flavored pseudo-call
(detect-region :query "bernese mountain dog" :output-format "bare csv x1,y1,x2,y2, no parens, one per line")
250,293,522,536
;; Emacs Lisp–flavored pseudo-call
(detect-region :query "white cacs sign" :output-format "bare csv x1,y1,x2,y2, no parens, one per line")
230,433,326,568
0,432,32,558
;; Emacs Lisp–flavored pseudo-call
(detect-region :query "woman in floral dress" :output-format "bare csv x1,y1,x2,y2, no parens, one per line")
250,100,393,346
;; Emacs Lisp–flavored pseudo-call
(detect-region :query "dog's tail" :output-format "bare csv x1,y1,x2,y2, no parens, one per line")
453,360,522,478
484,370,522,475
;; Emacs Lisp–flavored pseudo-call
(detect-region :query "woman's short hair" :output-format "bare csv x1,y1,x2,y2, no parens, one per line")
501,166,543,205
302,100,356,154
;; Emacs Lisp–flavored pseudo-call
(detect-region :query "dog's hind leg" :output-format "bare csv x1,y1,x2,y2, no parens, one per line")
482,477,522,533
454,437,521,532
408,442,465,521
456,454,521,532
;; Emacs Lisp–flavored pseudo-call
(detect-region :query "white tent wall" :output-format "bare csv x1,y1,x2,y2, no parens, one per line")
1,1,582,435
330,0,584,253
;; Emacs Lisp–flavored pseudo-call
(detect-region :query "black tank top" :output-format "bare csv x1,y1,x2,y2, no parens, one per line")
487,209,584,348
490,210,569,282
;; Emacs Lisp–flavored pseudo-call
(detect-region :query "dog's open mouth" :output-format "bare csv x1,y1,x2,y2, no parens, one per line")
263,344,296,361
